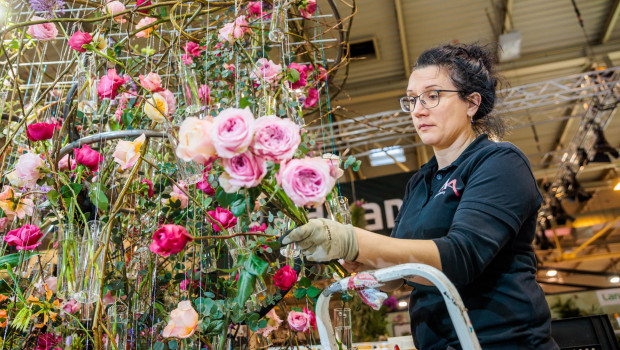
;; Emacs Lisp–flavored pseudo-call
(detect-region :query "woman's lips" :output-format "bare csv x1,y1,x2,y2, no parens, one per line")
417,124,433,131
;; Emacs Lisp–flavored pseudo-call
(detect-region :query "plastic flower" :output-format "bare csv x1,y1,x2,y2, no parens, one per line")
0,187,35,219
4,224,43,250
144,93,168,122
113,133,146,170
162,301,199,339
135,17,157,38
26,16,58,41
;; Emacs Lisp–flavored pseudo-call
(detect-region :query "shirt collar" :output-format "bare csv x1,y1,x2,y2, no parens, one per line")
418,134,491,174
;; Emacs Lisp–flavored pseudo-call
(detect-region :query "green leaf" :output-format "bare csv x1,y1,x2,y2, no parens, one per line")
268,212,274,223
235,270,256,306
215,187,244,208
244,253,269,277
168,340,178,349
352,160,361,171
0,252,39,269
307,285,321,298
298,277,311,288
258,319,267,329
239,97,251,109
121,109,134,126
230,198,246,217
195,297,215,315
293,288,307,299
288,68,300,83
60,183,82,199
46,190,59,205
153,342,165,350
89,183,109,210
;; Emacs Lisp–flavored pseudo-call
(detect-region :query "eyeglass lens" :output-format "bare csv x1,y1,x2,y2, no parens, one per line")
400,91,440,112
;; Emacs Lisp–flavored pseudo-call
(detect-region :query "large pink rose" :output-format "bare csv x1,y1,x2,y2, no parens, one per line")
304,88,318,108
287,311,311,332
273,265,297,290
26,122,55,141
68,30,92,52
139,72,164,92
149,225,193,257
15,152,45,188
219,151,267,192
288,63,308,89
26,16,58,41
251,115,300,163
206,207,237,232
250,58,282,85
218,15,252,43
98,69,127,99
162,301,199,339
184,42,206,57
74,144,103,172
277,157,337,208
176,117,217,165
211,107,255,158
4,224,43,250
106,0,127,23
135,17,157,38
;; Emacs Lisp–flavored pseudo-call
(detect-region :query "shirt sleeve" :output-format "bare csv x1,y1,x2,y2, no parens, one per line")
432,147,542,288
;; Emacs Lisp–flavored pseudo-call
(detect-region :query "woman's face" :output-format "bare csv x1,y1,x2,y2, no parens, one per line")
406,66,479,150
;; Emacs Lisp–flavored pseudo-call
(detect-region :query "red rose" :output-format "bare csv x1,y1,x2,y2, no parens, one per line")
26,122,55,141
149,224,193,256
4,224,43,250
206,207,237,232
141,179,154,198
273,265,297,290
73,144,103,172
68,30,92,52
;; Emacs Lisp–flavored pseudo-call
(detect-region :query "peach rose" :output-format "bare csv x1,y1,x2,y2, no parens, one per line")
139,72,163,92
15,152,45,188
106,1,127,23
135,17,157,38
162,301,199,339
144,93,168,122
176,117,217,165
113,133,146,170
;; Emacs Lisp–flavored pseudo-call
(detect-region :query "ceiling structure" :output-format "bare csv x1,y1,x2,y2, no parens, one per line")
316,0,620,294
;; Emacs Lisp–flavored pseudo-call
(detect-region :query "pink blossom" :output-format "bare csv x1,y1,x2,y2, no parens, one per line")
196,177,215,195
135,17,157,38
181,54,193,65
277,157,337,208
218,15,252,43
251,115,300,163
273,265,297,290
160,89,176,116
15,152,45,188
68,30,92,52
303,307,317,330
136,0,151,13
113,133,146,170
304,88,318,108
198,84,210,105
211,107,255,158
219,151,267,192
149,225,193,257
26,16,58,41
288,63,308,89
162,301,199,339
74,144,103,172
299,0,317,19
106,1,127,23
184,42,206,57
139,72,164,92
250,58,282,85
250,223,267,233
4,224,43,250
62,299,80,315
176,117,217,165
206,207,237,232
287,311,312,332
141,179,154,198
27,122,55,141
97,69,127,99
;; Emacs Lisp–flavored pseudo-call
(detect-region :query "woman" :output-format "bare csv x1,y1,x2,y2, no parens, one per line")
282,43,559,349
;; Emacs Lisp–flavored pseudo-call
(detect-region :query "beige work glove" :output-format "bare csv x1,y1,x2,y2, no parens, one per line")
281,218,358,262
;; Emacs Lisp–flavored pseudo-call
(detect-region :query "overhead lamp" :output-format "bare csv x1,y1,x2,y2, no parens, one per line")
498,31,522,62
610,276,620,284
590,126,619,163
398,301,408,308
546,270,558,277
614,180,620,191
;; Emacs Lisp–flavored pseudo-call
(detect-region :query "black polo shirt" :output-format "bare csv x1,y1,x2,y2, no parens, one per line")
391,134,559,350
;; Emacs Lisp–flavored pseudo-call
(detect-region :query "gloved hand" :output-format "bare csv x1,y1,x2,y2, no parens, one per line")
281,218,358,262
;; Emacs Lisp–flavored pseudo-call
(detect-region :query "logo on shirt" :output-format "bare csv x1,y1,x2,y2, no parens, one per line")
434,178,460,198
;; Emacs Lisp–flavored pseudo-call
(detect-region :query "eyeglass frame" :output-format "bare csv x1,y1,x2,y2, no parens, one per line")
399,89,464,113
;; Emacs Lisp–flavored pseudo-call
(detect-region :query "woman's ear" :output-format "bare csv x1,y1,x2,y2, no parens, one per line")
467,92,482,116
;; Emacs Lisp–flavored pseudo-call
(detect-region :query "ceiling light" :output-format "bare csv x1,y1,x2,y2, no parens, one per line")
368,146,406,167
610,276,620,283
614,181,620,191
546,270,558,277
398,301,408,308
498,31,522,62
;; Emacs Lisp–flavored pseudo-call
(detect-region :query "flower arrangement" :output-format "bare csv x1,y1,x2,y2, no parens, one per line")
0,0,361,349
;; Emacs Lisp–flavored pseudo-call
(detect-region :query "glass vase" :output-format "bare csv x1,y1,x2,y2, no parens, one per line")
127,244,154,314
56,238,79,301
73,237,105,303
105,304,129,350
178,56,205,116
76,53,98,116
326,196,352,225
334,308,352,350
269,0,288,42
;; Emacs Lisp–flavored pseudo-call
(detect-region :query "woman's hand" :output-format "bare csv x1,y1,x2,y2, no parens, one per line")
281,218,358,262
339,259,368,273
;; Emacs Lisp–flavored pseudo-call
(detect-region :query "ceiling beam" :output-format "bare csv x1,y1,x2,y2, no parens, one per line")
394,0,410,79
501,0,514,34
601,0,620,44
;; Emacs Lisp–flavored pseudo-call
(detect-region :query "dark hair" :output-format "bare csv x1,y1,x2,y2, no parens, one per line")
413,43,505,139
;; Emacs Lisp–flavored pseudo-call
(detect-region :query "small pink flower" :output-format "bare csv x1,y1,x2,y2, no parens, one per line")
62,299,80,315
135,17,157,38
218,15,252,43
256,309,282,337
196,177,215,196
250,223,267,233
141,179,154,198
98,69,127,99
219,151,267,192
273,265,297,290
198,84,210,105
4,224,43,250
26,16,58,41
206,207,237,232
211,107,255,158
176,117,217,165
181,54,193,65
27,122,55,141
139,72,164,92
106,1,127,23
74,144,103,172
303,307,317,330
149,225,193,257
162,301,199,339
277,157,337,208
136,0,151,13
184,42,206,57
160,89,176,116
250,58,282,85
287,311,311,332
68,30,92,52
299,0,317,19
247,1,263,16
288,63,308,89
304,88,318,108
251,115,301,163
163,182,189,209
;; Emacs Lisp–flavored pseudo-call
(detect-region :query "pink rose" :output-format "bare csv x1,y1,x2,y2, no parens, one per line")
206,207,237,232
68,30,92,52
219,151,267,192
176,117,217,165
26,122,55,141
218,15,252,43
106,1,127,23
26,16,58,41
74,144,103,172
303,307,317,330
113,133,145,170
273,265,297,290
311,64,328,82
300,0,317,19
15,152,45,188
162,301,199,339
250,58,282,84
136,0,151,13
0,217,10,232
287,311,311,332
184,42,206,57
135,17,157,38
288,63,308,89
36,333,61,350
62,299,80,315
163,182,189,209
250,223,267,233
277,157,337,208
160,89,176,116
247,1,263,16
251,115,300,163
198,84,210,105
141,179,154,198
181,54,193,65
149,224,193,257
98,69,127,99
4,224,43,250
196,177,215,196
139,72,164,92
58,154,72,171
211,107,255,158
304,88,318,108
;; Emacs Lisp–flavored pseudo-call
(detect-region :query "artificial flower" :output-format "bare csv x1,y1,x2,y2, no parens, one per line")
176,116,217,165
162,300,199,339
26,122,55,141
106,0,127,23
135,17,157,38
251,115,301,163
68,30,92,52
149,225,192,256
144,93,168,122
26,16,58,41
74,144,103,172
277,157,338,208
113,133,146,170
4,224,43,250
273,265,297,290
211,107,255,158
206,207,237,232
250,58,282,85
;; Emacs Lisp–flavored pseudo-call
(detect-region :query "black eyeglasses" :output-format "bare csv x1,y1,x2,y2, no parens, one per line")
399,90,463,112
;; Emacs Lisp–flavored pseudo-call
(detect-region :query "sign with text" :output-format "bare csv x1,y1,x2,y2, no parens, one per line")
596,288,620,306
308,171,416,236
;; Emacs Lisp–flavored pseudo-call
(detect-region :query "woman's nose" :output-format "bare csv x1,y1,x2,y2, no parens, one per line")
411,99,427,118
